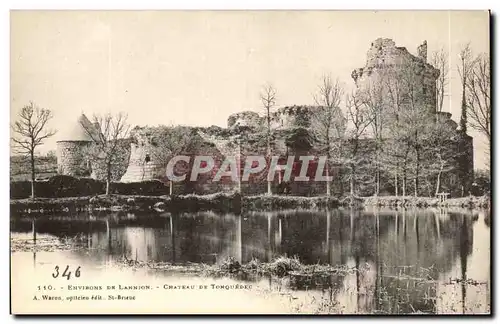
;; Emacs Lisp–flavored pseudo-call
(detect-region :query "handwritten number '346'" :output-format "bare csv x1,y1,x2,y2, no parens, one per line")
52,265,81,280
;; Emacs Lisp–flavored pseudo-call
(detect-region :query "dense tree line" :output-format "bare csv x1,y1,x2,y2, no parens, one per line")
306,44,490,198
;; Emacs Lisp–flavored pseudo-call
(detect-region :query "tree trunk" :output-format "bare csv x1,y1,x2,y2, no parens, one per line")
338,167,344,196
106,163,112,196
106,180,110,196
350,164,355,196
326,161,331,197
394,173,398,197
414,140,421,197
169,181,173,195
266,111,272,196
414,149,420,197
374,141,380,196
435,165,443,197
266,146,272,196
402,170,407,197
30,150,36,199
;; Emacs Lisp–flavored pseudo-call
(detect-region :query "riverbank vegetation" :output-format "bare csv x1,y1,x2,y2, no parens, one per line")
361,195,490,208
115,255,491,314
115,255,364,280
10,192,241,215
10,190,490,215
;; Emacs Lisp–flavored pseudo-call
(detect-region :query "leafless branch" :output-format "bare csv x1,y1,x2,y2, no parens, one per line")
466,53,490,143
311,74,346,158
430,47,449,112
81,112,130,187
11,102,56,156
10,101,56,197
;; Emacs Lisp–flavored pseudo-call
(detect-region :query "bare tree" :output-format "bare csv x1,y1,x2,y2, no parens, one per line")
345,91,373,196
457,43,475,134
382,67,406,196
466,53,490,147
383,124,412,197
382,60,433,197
83,112,130,196
11,102,56,198
311,74,345,196
150,125,202,195
362,79,386,196
424,118,463,196
430,47,449,113
260,83,277,195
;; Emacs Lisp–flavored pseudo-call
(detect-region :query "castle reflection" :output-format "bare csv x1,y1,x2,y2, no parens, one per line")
11,207,490,314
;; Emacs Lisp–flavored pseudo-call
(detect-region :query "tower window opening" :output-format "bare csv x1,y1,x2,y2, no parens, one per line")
145,154,151,163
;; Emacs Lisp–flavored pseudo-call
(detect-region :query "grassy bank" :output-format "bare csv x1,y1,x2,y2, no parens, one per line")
10,191,241,215
10,192,489,216
10,193,342,215
361,195,491,209
242,195,339,211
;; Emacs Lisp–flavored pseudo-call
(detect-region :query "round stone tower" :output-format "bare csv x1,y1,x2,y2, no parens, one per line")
351,38,440,115
56,114,99,177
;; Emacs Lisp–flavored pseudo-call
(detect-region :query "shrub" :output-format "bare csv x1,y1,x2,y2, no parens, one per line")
47,175,104,197
10,176,168,199
110,180,168,196
242,195,338,210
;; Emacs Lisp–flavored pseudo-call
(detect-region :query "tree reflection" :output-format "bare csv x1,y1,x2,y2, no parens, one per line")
10,207,486,314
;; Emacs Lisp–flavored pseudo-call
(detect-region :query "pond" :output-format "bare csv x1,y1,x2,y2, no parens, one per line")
10,208,490,315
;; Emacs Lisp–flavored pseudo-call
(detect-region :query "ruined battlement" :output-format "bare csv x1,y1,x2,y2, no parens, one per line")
227,105,315,130
227,111,261,128
352,38,439,82
352,38,440,115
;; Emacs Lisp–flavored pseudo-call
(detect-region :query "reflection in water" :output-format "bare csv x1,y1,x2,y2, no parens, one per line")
11,207,490,314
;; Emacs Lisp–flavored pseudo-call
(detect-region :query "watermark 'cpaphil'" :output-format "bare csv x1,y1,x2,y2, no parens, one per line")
165,155,334,182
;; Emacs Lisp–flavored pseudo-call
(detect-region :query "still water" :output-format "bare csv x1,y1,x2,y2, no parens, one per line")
10,208,490,314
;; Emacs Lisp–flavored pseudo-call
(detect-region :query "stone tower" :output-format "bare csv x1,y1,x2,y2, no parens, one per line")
56,114,100,177
351,38,440,117
351,38,474,196
120,128,163,182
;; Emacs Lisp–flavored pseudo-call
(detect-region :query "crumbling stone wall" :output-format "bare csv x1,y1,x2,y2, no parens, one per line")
56,141,92,177
120,130,162,183
352,38,440,117
90,139,131,182
227,111,261,129
57,140,130,182
271,106,312,129
227,106,314,131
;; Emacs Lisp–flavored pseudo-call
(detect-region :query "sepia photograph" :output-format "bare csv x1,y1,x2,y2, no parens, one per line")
9,10,491,315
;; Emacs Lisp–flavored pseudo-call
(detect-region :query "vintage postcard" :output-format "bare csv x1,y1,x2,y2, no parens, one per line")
10,10,491,315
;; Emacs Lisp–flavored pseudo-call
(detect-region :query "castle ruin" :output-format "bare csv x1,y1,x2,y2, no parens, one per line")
56,114,100,177
56,38,474,196
56,114,131,181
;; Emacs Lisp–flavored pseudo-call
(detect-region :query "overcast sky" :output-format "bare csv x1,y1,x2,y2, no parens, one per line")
10,10,489,168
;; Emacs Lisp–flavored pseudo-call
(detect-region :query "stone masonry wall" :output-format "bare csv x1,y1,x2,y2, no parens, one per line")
90,140,131,182
120,141,161,182
57,140,130,182
227,111,261,129
352,38,440,117
227,106,314,131
56,141,92,177
120,131,162,183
